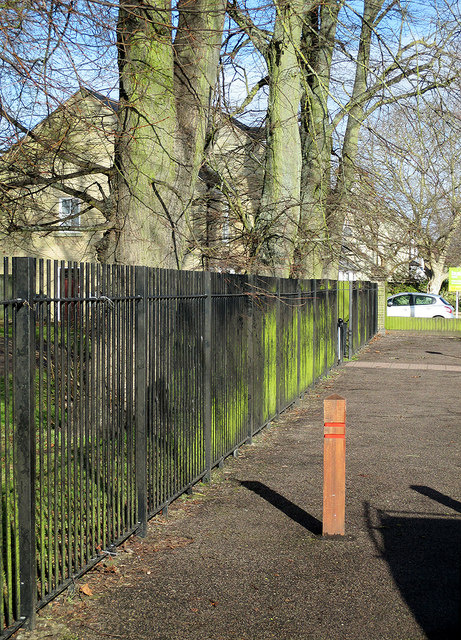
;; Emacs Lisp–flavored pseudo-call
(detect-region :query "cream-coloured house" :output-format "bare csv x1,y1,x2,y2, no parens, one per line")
0,88,117,263
0,88,264,271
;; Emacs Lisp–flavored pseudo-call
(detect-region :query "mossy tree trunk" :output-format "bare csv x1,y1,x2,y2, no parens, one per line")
252,1,307,278
295,0,454,279
229,0,315,278
96,0,226,268
296,0,342,278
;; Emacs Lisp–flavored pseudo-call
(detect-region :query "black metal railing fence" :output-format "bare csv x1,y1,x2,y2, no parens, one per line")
0,258,377,637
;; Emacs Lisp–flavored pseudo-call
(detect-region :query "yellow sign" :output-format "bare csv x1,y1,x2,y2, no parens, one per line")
448,268,461,292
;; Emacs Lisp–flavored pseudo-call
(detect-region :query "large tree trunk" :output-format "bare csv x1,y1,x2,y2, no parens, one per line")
173,0,226,266
252,1,307,278
325,0,384,278
96,0,225,267
297,0,341,278
426,259,448,294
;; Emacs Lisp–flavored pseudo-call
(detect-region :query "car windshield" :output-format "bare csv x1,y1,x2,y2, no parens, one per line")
440,297,451,306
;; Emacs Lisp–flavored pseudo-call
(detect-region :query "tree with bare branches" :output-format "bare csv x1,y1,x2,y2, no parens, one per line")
354,94,461,292
225,0,460,277
0,0,226,268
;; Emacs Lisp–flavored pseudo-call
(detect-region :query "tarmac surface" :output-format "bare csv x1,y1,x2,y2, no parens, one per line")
16,332,461,640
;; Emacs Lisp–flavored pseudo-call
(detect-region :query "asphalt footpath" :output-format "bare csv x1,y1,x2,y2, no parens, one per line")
16,332,461,640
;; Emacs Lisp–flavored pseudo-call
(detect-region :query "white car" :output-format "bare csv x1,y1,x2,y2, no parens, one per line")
387,293,454,319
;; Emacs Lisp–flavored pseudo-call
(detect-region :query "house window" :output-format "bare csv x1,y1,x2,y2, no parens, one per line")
59,197,81,231
222,209,230,245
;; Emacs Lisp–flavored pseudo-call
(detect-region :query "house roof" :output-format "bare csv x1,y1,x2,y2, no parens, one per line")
84,89,263,139
83,88,119,112
83,90,266,148
229,117,265,141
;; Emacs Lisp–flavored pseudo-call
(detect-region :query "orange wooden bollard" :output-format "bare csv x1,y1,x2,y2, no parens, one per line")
322,394,346,536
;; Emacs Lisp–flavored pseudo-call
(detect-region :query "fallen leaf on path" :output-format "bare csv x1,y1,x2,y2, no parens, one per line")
79,584,93,597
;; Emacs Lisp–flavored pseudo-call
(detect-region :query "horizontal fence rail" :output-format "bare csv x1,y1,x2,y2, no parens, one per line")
0,258,378,637
385,315,461,333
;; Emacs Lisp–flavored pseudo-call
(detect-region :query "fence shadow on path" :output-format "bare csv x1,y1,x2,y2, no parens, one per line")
239,480,322,536
364,493,461,640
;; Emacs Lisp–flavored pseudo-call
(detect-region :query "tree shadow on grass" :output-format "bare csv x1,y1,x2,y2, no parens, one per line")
239,480,322,536
365,490,461,639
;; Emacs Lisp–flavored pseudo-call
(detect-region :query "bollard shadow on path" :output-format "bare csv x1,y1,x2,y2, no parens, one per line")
364,495,461,640
239,480,322,536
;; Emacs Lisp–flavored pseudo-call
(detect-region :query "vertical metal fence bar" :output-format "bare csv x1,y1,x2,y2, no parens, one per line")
375,283,378,334
1,258,16,632
348,279,353,360
203,271,212,481
114,266,120,540
312,279,317,384
275,278,281,416
324,280,329,376
296,280,301,398
12,257,37,630
135,267,147,537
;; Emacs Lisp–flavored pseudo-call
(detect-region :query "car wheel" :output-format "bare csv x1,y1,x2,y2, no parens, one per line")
433,315,444,318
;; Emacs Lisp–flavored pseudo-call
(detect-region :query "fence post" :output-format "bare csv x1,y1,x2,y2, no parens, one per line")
312,279,317,384
348,278,353,359
12,257,37,629
374,283,379,334
276,278,281,416
204,271,212,481
334,281,340,364
135,266,148,537
377,281,386,334
324,280,329,375
296,279,301,398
